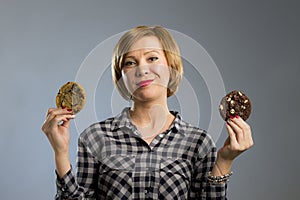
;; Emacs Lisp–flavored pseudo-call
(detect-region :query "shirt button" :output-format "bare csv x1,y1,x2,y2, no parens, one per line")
159,133,164,138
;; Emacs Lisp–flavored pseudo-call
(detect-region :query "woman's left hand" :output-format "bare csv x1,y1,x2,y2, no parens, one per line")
218,115,254,162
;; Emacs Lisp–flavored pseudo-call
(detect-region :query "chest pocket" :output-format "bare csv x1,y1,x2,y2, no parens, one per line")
99,155,135,174
159,158,192,198
160,158,192,182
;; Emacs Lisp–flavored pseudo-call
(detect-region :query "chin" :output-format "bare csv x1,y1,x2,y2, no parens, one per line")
133,89,164,102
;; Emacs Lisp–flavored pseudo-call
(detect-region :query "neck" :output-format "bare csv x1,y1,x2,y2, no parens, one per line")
129,101,174,140
130,101,170,127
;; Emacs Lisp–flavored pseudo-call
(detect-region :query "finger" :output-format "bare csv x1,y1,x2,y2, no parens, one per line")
228,115,244,129
58,115,76,130
227,119,244,143
235,117,254,148
225,122,239,147
43,107,75,130
46,108,73,122
48,114,76,128
46,108,56,117
58,114,76,123
229,117,254,149
231,116,251,140
59,117,71,129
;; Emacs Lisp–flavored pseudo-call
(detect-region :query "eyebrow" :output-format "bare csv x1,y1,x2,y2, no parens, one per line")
124,49,161,59
144,50,161,55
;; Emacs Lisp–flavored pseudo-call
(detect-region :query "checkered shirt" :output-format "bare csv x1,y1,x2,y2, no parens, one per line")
55,107,227,199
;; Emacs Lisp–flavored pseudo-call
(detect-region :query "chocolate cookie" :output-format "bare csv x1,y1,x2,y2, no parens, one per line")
219,90,251,121
56,82,86,114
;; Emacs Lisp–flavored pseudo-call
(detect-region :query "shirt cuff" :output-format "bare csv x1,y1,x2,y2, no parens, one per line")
202,182,227,199
55,165,79,198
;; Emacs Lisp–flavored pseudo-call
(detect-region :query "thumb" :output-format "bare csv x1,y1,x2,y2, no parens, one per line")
60,118,72,129
61,114,76,129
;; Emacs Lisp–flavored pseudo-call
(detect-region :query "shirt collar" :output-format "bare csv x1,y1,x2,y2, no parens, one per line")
111,107,133,131
111,107,184,134
168,110,185,134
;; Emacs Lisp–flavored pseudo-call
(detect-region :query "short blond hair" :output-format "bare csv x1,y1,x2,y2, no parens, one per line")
112,25,183,100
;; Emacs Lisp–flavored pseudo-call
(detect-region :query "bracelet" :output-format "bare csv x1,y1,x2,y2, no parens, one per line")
207,171,233,184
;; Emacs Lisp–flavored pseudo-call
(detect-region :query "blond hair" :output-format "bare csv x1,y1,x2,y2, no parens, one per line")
112,25,183,100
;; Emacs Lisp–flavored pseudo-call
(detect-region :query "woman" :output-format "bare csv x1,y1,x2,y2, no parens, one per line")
42,26,253,199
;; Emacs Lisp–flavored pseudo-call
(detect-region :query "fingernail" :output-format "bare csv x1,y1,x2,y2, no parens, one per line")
69,115,76,119
67,109,72,112
62,106,66,109
235,114,240,118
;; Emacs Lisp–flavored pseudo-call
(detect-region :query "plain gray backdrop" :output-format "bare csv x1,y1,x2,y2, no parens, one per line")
1,0,299,199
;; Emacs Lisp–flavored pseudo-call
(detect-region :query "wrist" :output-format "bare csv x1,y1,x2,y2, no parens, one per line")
216,156,233,168
54,153,71,178
207,171,233,184
211,157,233,176
54,148,69,157
54,152,69,161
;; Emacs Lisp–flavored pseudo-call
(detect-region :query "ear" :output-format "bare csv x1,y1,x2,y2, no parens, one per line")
167,66,180,97
116,76,132,100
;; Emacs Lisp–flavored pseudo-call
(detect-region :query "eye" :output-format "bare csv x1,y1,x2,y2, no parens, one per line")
148,57,158,62
124,60,136,67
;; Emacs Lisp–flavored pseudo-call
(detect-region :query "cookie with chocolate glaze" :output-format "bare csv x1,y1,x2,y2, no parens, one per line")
56,82,86,114
219,90,251,121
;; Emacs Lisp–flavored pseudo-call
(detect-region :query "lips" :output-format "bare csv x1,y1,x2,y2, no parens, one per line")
137,79,154,87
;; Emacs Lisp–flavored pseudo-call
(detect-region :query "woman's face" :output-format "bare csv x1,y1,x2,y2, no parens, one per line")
121,36,170,102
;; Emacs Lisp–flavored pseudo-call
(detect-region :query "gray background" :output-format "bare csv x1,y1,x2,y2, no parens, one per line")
1,0,299,199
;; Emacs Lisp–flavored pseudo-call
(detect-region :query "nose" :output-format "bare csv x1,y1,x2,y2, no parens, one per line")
135,64,150,77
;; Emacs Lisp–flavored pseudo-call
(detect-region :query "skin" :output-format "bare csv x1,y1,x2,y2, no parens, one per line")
121,36,174,142
42,36,253,183
42,108,74,178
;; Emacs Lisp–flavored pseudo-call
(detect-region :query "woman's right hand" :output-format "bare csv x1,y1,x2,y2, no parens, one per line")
41,108,76,155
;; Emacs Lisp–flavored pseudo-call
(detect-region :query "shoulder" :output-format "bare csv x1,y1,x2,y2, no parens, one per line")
79,117,115,140
176,115,211,139
77,117,116,153
177,118,216,156
78,107,130,146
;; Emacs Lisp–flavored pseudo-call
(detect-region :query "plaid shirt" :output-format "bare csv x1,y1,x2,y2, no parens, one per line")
56,107,227,199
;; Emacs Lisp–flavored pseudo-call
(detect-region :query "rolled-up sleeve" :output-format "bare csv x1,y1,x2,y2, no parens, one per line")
190,134,228,199
55,136,99,200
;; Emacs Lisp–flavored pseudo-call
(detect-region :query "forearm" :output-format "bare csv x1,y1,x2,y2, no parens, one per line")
55,152,71,178
192,144,228,198
211,156,233,176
